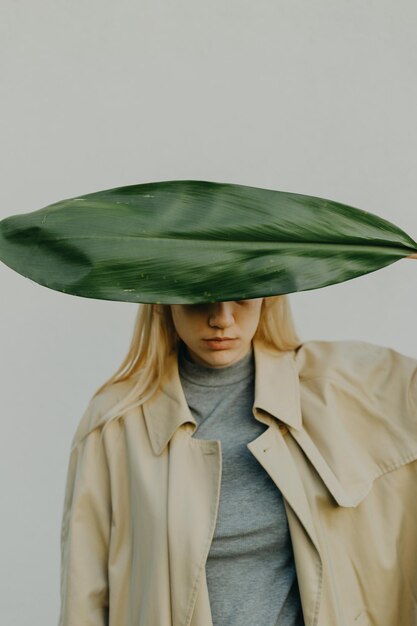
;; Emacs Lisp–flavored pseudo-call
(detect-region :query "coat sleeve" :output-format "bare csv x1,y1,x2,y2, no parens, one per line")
58,412,112,626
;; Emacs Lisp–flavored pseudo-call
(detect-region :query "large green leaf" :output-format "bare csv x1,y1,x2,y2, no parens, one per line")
0,180,416,303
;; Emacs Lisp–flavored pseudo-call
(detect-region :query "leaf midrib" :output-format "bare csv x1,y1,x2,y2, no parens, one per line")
24,235,414,253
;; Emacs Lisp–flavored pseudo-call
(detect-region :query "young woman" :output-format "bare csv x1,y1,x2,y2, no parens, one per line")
58,294,417,626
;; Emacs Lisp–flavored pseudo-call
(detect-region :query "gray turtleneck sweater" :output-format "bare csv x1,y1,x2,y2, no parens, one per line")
178,342,305,626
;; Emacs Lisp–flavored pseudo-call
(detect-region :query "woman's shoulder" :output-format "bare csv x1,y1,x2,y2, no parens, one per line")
293,339,417,423
294,338,417,382
70,377,139,450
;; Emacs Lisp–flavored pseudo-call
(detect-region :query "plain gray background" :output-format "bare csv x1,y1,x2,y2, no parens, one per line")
1,1,416,624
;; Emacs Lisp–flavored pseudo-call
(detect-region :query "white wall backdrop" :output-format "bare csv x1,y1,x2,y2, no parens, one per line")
1,1,416,624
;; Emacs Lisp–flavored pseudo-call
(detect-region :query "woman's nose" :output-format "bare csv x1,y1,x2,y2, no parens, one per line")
208,302,234,328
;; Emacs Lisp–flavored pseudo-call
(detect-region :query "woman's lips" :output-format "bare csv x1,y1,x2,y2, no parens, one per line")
203,339,236,350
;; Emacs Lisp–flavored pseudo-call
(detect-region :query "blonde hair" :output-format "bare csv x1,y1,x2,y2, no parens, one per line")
97,295,302,434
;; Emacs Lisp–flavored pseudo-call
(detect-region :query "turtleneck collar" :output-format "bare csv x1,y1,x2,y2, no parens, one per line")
178,341,255,387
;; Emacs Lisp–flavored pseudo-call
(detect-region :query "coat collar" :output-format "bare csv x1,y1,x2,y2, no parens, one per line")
142,338,302,457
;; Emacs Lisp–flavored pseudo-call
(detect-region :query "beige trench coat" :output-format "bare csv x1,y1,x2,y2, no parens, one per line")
58,338,417,626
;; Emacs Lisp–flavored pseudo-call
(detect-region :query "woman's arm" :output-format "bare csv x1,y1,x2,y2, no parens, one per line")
58,426,111,626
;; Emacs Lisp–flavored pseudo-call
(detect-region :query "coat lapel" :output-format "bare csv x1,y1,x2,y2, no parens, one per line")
167,429,221,626
247,424,322,551
252,338,374,508
142,350,222,626
250,342,325,625
250,340,323,547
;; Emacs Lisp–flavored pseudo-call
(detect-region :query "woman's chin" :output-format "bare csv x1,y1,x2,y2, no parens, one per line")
201,349,242,368
185,341,250,368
